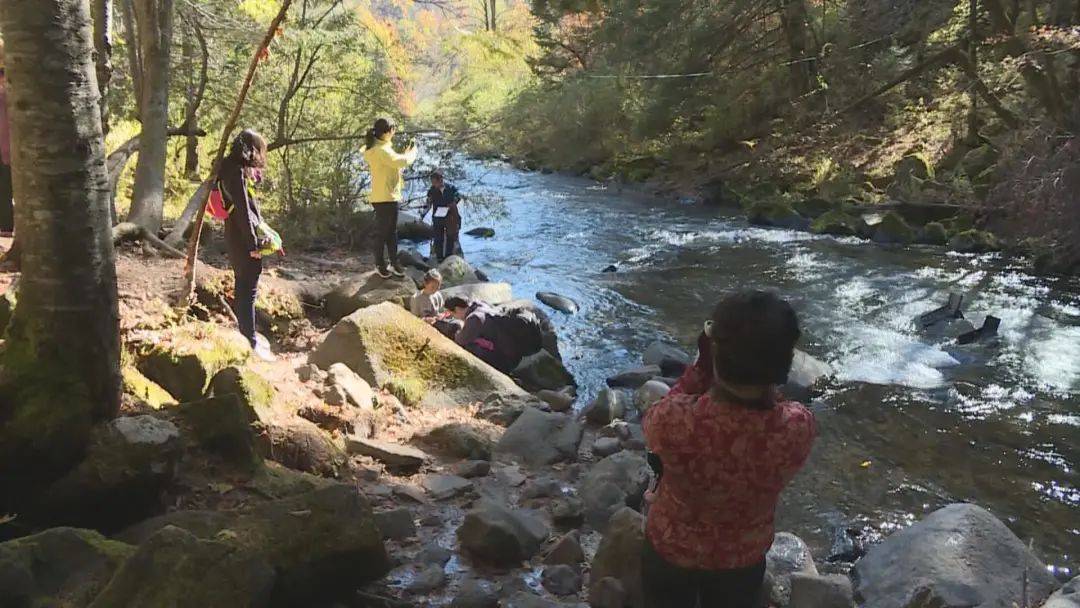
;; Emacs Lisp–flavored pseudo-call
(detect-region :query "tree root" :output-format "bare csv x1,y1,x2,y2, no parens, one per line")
111,222,185,259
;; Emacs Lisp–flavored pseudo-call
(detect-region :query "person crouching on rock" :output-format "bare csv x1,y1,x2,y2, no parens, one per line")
642,290,816,608
411,269,459,338
221,129,274,361
447,297,543,374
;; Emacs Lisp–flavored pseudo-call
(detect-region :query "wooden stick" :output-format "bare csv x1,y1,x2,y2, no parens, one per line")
180,0,293,301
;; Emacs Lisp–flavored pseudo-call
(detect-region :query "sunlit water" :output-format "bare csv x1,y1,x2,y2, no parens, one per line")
413,160,1079,574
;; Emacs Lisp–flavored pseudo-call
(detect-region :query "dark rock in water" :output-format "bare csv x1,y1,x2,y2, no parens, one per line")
438,255,479,288
465,227,496,238
32,415,182,531
397,248,432,271
496,408,583,467
763,532,819,607
827,526,871,563
606,365,661,389
585,388,630,425
1042,576,1080,608
872,211,916,245
499,298,563,361
602,264,618,273
643,341,692,367
810,209,867,237
89,525,276,607
544,531,585,566
917,293,965,328
536,291,580,315
375,508,416,541
113,484,389,606
790,572,854,608
659,357,689,378
0,527,136,607
920,222,949,245
398,211,435,241
417,544,453,566
579,451,650,528
408,564,447,593
512,350,577,393
451,579,500,608
474,268,490,282
590,508,645,607
457,500,550,565
956,315,1000,345
542,564,583,596
853,503,1059,608
748,200,809,230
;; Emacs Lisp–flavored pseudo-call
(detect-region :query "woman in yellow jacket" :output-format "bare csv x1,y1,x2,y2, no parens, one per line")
363,117,418,278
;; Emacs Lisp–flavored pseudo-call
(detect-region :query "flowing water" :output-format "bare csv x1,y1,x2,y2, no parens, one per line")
427,160,1079,574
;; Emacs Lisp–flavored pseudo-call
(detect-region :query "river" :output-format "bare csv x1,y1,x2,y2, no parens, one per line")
425,159,1079,575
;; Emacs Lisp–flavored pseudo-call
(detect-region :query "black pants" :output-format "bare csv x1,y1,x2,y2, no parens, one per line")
372,202,398,270
229,250,262,347
642,538,766,608
0,163,13,233
432,217,458,262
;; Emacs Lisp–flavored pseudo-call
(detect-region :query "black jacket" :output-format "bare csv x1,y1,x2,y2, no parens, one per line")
220,157,263,256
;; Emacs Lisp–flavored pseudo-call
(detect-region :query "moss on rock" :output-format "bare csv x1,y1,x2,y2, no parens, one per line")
920,222,949,245
122,365,177,409
179,395,262,470
948,229,1000,253
136,322,250,402
209,366,276,414
872,211,916,244
810,209,865,237
747,200,807,230
793,197,834,218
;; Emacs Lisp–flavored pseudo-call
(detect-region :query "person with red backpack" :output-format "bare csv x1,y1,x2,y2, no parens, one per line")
219,129,274,361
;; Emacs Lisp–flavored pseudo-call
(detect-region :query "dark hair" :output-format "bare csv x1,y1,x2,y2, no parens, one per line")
445,296,472,311
228,129,268,168
431,171,444,182
711,290,800,387
365,117,395,150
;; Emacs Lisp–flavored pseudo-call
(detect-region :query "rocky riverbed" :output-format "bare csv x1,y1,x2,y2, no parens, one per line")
0,242,1076,607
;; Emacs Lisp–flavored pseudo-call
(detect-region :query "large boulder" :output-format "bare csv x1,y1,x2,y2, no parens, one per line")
948,229,999,253
789,572,854,608
417,422,500,460
324,271,415,321
457,500,550,565
309,302,529,409
852,503,1059,608
578,451,650,528
499,299,562,361
89,525,276,608
763,532,819,607
438,255,479,287
748,200,808,230
121,365,177,409
919,221,949,246
398,211,435,241
495,407,583,467
117,484,389,605
180,394,263,469
512,350,576,392
443,282,514,306
208,366,276,413
584,388,630,425
136,322,251,402
258,418,348,478
0,527,136,607
1043,576,1079,608
872,211,916,245
607,365,661,389
782,349,833,402
325,363,376,410
476,393,548,427
32,415,182,531
810,210,866,237
642,341,692,369
590,507,645,608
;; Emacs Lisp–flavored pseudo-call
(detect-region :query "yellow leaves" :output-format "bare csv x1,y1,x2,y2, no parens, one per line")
238,0,283,24
860,460,872,468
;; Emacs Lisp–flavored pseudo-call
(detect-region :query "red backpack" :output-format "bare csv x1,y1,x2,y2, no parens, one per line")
206,181,230,221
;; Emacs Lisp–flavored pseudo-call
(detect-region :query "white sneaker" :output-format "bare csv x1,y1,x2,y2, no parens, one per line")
253,334,276,362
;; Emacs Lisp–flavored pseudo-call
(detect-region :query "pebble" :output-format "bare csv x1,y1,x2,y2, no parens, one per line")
421,474,473,500
496,465,527,487
521,478,562,500
452,460,491,479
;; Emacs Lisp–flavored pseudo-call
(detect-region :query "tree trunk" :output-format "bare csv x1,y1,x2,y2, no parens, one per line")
0,0,121,488
490,0,497,32
126,0,173,233
481,0,491,31
92,0,114,137
181,9,207,179
779,0,814,95
120,0,142,117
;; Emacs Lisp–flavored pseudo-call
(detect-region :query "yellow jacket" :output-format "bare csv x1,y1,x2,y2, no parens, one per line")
363,138,418,203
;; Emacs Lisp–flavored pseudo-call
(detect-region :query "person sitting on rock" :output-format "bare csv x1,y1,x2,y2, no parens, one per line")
447,297,543,374
642,290,816,608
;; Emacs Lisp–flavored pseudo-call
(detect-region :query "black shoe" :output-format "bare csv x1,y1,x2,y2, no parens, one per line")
389,265,406,278
375,267,392,279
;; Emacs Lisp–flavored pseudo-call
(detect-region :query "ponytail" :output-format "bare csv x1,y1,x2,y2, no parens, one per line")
365,117,395,150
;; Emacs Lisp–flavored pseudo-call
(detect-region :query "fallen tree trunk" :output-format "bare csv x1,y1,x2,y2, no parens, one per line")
112,221,185,258
163,178,212,248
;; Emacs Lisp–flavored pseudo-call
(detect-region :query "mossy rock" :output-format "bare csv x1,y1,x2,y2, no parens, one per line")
122,365,177,409
208,366,276,414
136,322,251,403
747,200,808,230
179,395,262,469
0,281,16,336
919,222,949,246
940,214,975,234
324,271,415,322
308,302,528,409
198,271,304,327
894,153,935,182
960,145,999,178
0,527,136,607
810,209,866,237
793,197,835,218
948,230,1000,253
872,211,916,245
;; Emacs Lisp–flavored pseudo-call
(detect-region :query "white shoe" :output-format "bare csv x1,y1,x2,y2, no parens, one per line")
253,334,276,362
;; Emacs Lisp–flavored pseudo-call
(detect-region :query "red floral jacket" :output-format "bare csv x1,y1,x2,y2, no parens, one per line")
643,356,816,570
